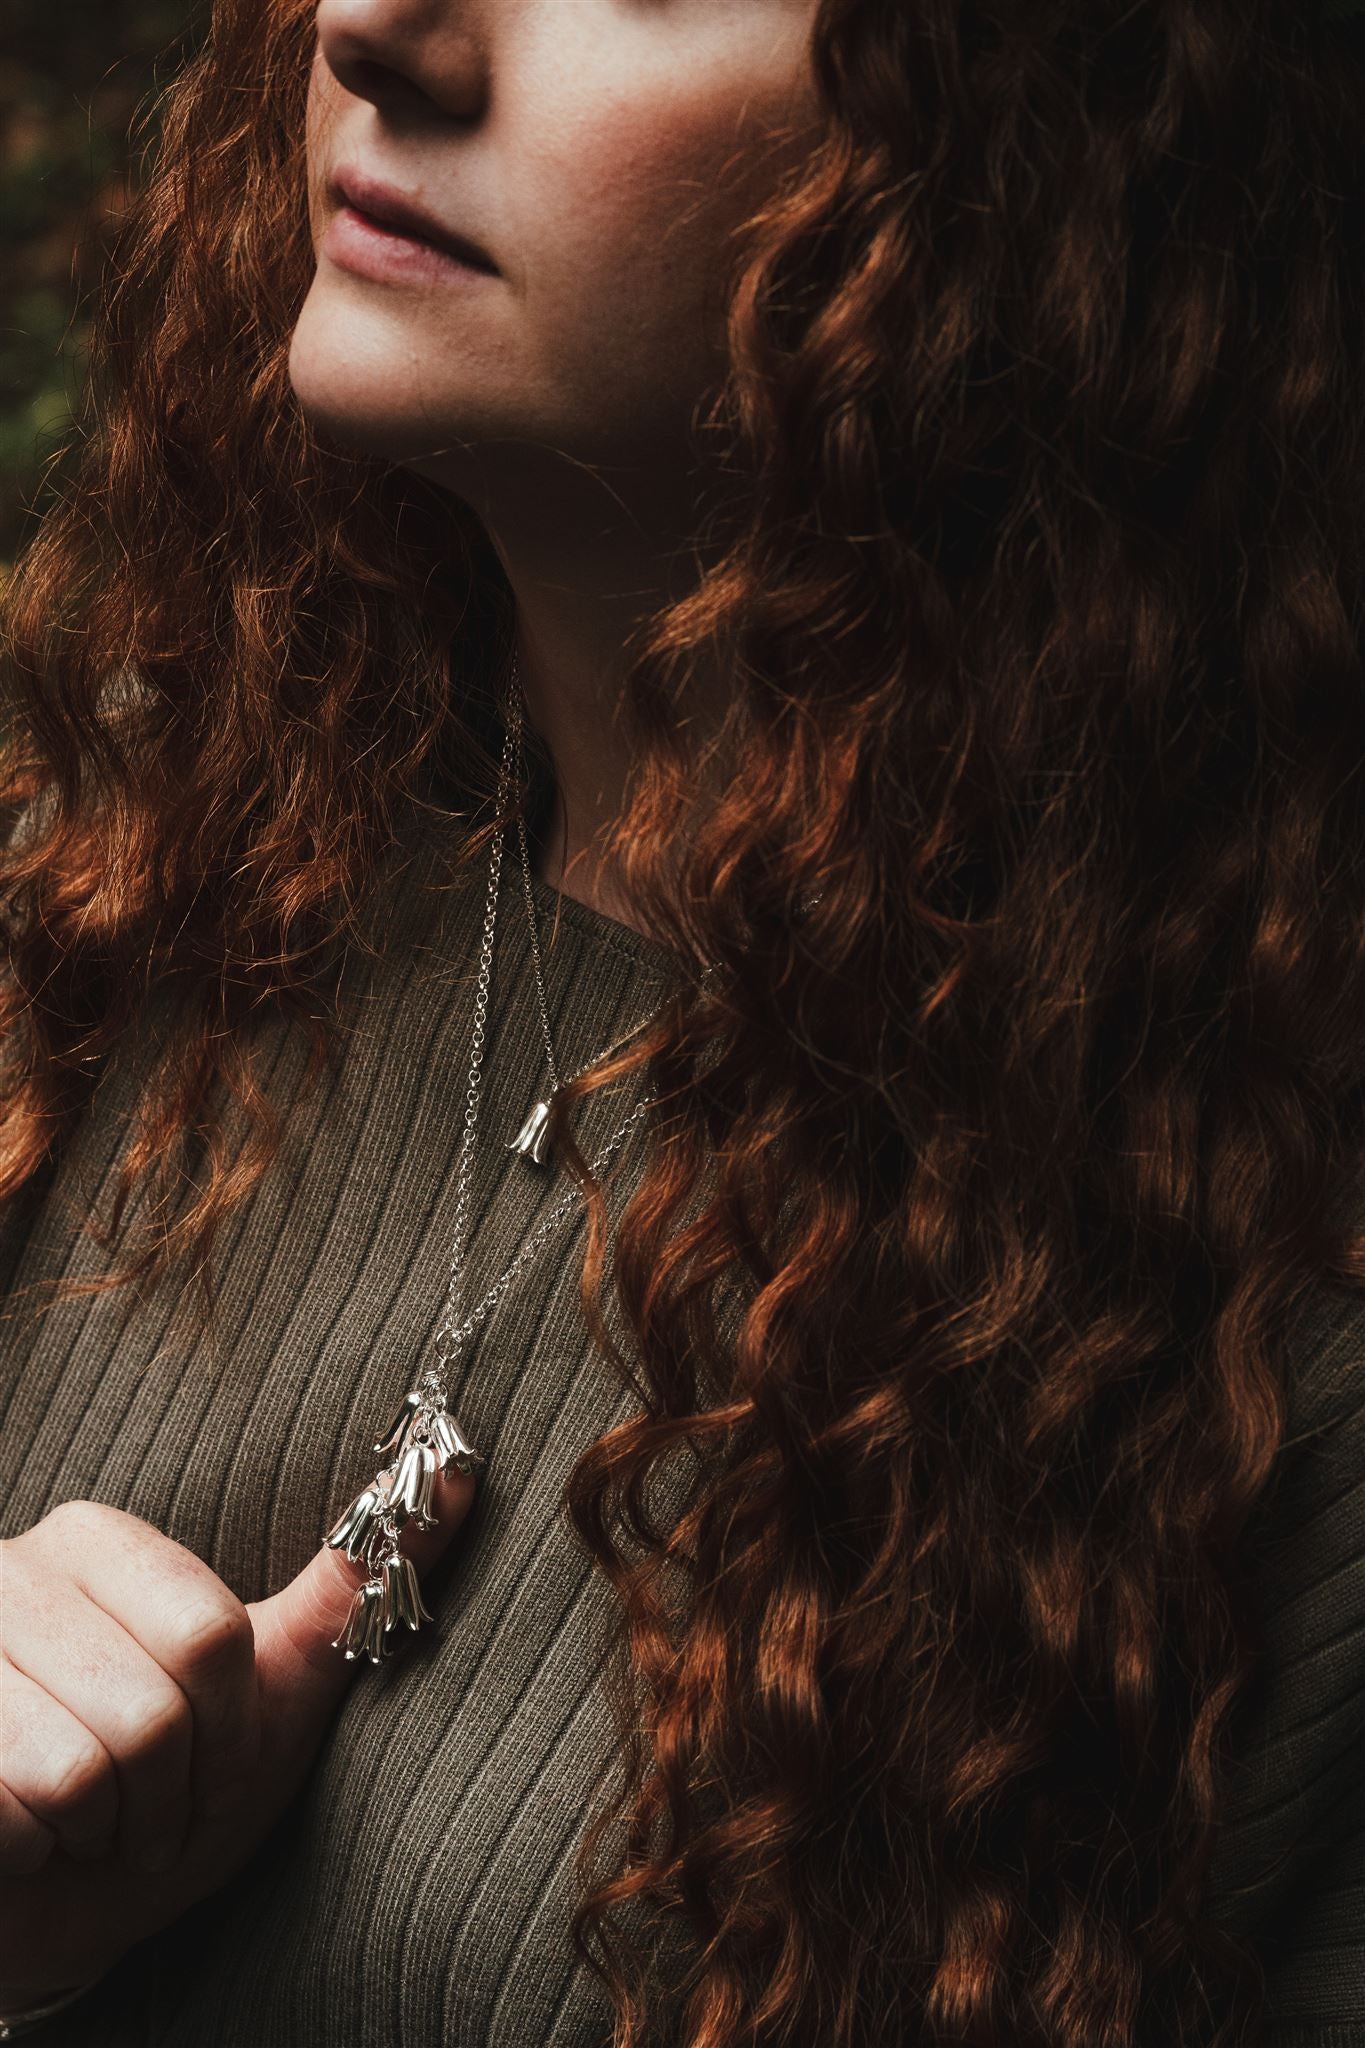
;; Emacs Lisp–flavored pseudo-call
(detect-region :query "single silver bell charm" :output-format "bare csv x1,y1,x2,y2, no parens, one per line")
389,1440,440,1529
325,1466,398,1567
333,1577,390,1664
507,1097,553,1165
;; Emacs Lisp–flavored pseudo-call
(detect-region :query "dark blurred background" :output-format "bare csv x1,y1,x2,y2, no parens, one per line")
1,0,202,576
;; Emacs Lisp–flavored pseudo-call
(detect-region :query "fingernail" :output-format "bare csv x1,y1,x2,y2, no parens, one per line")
137,1838,179,1874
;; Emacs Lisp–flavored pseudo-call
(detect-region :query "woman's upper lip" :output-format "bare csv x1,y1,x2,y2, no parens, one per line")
332,168,499,272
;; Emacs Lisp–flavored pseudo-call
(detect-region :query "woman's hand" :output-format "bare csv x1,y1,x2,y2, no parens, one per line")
0,1467,478,2010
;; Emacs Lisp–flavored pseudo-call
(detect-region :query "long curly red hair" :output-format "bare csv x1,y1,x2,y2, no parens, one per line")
5,0,1365,2041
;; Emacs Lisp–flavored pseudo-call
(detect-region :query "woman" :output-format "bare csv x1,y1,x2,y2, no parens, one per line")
1,0,1363,2040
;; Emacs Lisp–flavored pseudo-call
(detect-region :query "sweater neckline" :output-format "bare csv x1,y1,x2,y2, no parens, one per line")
513,865,680,982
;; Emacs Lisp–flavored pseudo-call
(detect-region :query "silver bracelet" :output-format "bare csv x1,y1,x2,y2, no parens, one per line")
0,1978,103,2039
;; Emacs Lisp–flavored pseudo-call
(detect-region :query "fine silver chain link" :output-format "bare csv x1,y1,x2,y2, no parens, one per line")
318,676,682,1676
432,1097,652,1376
510,664,671,1097
419,690,656,1400
317,662,832,1674
516,792,561,1094
418,662,822,1405
509,660,569,1093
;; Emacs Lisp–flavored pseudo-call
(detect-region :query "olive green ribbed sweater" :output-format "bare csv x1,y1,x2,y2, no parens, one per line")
0,818,1362,2045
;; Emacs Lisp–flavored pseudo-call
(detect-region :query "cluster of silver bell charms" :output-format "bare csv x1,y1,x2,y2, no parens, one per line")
322,677,659,1668
324,1390,486,1664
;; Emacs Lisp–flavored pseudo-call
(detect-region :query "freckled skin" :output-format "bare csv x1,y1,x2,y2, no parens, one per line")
290,0,823,485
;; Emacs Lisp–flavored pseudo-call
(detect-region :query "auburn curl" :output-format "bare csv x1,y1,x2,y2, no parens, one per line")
4,0,1365,2042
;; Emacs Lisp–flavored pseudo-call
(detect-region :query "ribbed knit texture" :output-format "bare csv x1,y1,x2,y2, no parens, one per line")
1204,1253,1365,2037
0,813,1361,2045
0,822,687,2047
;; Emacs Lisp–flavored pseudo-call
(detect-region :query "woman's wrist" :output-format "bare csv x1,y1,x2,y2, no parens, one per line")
0,1976,104,2039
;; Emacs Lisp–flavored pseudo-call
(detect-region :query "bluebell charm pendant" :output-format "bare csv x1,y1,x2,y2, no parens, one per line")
507,1098,553,1166
324,1389,485,1665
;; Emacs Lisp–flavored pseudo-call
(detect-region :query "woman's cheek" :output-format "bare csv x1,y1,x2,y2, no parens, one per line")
542,103,768,335
527,216,730,442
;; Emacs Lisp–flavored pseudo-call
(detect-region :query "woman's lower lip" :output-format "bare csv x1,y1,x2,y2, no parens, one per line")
321,205,498,287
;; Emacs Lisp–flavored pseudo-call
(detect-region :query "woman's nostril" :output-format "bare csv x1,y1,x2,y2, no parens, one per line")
329,51,414,109
314,12,487,126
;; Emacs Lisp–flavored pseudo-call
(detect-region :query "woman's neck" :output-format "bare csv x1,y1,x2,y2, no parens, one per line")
463,447,729,936
514,609,640,929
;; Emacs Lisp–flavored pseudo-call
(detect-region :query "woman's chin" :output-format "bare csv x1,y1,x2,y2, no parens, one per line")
286,309,481,472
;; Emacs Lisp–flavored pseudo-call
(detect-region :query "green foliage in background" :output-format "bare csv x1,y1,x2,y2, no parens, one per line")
1,0,201,572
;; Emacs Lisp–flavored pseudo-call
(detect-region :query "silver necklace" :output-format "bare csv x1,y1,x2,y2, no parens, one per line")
321,702,656,1666
506,675,671,1168
506,664,822,1173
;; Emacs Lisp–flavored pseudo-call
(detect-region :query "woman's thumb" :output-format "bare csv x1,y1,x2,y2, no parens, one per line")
247,1424,482,1740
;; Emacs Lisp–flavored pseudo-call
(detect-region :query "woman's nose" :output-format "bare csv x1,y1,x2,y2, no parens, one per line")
313,0,488,122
